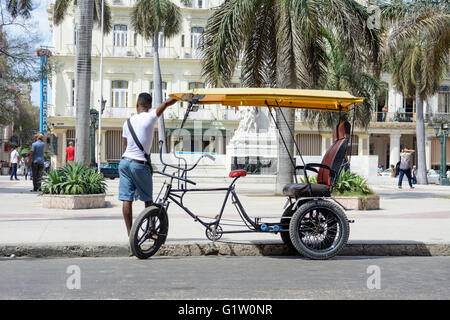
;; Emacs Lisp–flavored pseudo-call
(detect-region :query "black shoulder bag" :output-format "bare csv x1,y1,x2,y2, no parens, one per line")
126,118,153,174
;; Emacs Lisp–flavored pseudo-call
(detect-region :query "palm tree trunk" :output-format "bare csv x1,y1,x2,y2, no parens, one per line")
415,78,428,184
74,0,94,164
153,33,167,153
274,107,295,195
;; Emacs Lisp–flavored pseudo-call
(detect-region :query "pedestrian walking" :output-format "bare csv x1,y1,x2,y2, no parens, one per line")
412,165,417,185
118,93,177,236
390,164,396,177
66,141,75,164
398,147,415,189
9,146,20,181
28,133,46,192
24,154,32,180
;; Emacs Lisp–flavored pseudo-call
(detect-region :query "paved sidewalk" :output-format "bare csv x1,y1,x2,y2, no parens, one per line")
1,175,450,257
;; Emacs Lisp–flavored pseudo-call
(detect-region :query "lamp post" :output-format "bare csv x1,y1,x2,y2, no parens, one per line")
90,108,99,166
434,122,449,185
97,0,105,174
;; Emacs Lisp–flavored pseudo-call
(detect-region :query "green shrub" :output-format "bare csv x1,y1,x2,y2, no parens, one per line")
42,162,107,195
299,170,374,196
333,170,374,196
299,175,317,184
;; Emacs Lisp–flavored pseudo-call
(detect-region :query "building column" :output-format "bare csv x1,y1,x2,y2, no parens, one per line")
389,133,401,166
426,134,433,171
101,130,107,162
357,134,369,156
62,129,67,167
51,128,67,168
321,133,332,156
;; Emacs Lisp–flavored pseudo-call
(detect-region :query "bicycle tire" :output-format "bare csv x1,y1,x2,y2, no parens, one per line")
130,205,168,259
289,200,349,260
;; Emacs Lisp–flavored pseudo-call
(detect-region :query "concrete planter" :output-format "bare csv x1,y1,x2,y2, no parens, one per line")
334,195,380,210
42,194,106,210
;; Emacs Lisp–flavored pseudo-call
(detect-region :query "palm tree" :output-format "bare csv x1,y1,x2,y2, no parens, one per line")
381,1,449,184
131,0,185,153
6,0,33,18
53,0,111,164
303,28,380,133
200,0,379,194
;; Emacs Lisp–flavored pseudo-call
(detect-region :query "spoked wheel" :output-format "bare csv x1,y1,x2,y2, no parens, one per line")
289,200,349,260
130,205,168,259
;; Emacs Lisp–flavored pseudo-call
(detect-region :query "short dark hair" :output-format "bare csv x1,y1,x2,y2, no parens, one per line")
137,92,152,110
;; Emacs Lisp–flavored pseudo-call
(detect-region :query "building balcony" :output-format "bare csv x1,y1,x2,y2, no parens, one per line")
181,47,202,59
102,107,136,118
105,46,140,58
430,113,450,123
143,46,178,59
372,112,416,123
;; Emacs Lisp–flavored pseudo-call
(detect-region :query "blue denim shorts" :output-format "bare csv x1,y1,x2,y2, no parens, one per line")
118,159,153,202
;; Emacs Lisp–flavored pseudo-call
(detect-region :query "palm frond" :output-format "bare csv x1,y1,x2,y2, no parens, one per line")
7,0,33,19
242,1,277,88
200,0,261,87
53,0,73,25
93,0,112,34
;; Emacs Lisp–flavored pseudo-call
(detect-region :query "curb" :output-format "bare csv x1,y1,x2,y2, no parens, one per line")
1,242,450,258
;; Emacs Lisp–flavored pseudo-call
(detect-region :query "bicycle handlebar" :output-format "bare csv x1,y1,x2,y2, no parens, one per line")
155,139,215,184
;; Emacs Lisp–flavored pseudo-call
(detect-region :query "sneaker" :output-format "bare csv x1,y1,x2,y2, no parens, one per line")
410,186,414,189
398,186,402,189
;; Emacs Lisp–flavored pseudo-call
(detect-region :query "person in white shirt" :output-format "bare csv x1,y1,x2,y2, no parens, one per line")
9,146,20,181
119,92,177,236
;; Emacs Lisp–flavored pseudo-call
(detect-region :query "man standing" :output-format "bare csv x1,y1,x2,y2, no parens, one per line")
28,133,46,192
119,93,177,236
9,146,20,181
398,147,415,189
66,141,75,164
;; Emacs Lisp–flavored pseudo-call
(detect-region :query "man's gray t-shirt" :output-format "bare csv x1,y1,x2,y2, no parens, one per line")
31,140,45,164
399,152,414,170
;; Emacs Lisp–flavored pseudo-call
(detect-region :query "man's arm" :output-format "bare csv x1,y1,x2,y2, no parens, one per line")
156,98,178,117
123,138,127,151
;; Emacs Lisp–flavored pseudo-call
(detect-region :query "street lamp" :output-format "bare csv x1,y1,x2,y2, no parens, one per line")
90,108,99,166
434,122,449,185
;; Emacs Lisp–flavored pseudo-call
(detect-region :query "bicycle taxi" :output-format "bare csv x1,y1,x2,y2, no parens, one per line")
130,88,364,260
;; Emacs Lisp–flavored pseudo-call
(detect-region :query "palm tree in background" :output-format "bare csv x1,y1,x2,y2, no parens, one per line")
131,0,187,153
380,1,450,184
53,0,111,164
303,28,380,133
200,0,379,194
6,0,33,18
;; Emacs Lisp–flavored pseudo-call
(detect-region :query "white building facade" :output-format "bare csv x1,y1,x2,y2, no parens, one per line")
46,0,450,176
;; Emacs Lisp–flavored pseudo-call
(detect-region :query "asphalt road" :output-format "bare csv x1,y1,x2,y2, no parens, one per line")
1,256,449,300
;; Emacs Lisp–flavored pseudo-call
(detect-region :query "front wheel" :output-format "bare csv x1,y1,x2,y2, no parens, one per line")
289,200,349,260
130,205,168,259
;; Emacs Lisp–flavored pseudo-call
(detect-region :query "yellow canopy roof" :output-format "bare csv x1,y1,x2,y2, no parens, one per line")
169,88,364,112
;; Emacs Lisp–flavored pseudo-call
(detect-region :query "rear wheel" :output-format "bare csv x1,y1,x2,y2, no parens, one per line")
130,205,168,259
289,200,349,260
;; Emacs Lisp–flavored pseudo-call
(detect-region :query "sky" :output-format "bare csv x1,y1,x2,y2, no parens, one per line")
30,0,53,106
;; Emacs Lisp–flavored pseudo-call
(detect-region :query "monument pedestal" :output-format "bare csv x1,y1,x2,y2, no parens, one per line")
226,108,278,175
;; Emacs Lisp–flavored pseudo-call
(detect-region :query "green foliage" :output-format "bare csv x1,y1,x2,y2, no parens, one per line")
17,146,30,158
299,175,317,184
333,170,374,196
299,170,373,196
42,162,107,195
